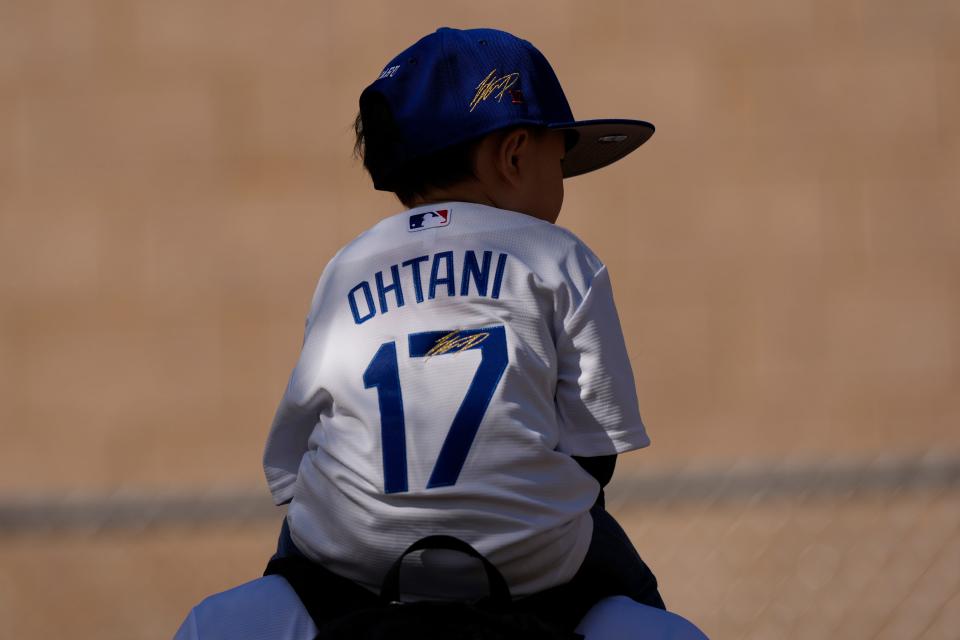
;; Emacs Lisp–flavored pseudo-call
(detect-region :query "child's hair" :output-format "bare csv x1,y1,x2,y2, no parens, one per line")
354,93,571,207
354,92,481,207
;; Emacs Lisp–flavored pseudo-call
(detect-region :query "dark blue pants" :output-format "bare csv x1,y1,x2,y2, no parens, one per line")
271,503,663,629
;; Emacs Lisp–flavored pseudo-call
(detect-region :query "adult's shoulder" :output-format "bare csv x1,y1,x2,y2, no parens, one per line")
173,575,317,640
576,596,710,640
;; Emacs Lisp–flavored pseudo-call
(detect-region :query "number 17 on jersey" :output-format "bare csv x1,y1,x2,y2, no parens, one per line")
363,326,508,494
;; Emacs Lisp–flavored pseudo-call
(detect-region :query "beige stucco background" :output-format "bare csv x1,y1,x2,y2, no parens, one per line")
1,1,958,638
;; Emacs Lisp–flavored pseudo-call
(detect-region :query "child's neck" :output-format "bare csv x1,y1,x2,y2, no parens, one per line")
407,183,496,211
406,185,557,224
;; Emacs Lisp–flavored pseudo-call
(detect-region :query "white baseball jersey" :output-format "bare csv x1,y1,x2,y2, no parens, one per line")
263,201,650,597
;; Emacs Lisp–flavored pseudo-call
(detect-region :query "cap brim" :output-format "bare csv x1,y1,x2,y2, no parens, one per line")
549,119,655,178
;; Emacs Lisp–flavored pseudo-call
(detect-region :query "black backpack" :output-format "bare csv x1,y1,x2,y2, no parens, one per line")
267,535,583,640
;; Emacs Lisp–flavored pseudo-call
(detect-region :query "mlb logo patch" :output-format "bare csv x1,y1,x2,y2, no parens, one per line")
408,209,450,232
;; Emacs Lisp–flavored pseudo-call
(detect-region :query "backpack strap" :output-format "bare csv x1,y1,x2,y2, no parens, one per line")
379,535,512,608
266,534,513,629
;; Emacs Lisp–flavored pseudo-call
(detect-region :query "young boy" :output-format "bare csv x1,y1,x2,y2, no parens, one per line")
262,26,661,630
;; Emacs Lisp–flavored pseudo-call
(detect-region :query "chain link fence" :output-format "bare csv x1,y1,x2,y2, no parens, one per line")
1,451,957,639
608,454,960,640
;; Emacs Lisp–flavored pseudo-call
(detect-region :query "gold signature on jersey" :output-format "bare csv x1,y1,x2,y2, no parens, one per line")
426,330,490,357
469,69,520,112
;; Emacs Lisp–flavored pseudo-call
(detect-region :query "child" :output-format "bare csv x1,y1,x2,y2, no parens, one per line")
262,26,662,631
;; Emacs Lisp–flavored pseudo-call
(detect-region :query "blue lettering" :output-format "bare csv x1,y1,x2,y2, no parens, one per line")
491,253,508,299
401,255,429,303
429,251,455,299
351,251,511,322
348,281,376,324
375,264,405,313
460,250,492,297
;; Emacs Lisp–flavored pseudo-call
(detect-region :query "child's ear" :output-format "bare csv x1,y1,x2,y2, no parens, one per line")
497,128,531,185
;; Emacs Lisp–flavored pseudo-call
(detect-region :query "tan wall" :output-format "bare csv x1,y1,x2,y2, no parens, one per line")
1,1,958,637
2,0,956,492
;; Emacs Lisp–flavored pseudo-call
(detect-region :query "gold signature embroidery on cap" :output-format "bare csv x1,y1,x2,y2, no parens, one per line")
469,69,520,112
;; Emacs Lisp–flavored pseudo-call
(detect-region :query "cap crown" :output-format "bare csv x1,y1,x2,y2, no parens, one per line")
361,28,575,177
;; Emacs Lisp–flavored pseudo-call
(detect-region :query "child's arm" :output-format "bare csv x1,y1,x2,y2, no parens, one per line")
573,454,616,509
554,264,650,457
572,454,616,488
263,269,336,506
262,367,328,505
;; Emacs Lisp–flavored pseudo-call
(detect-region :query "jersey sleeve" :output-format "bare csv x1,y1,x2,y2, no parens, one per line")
554,265,650,456
262,270,333,506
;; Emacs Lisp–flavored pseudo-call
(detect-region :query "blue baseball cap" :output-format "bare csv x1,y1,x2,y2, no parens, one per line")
359,27,655,190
